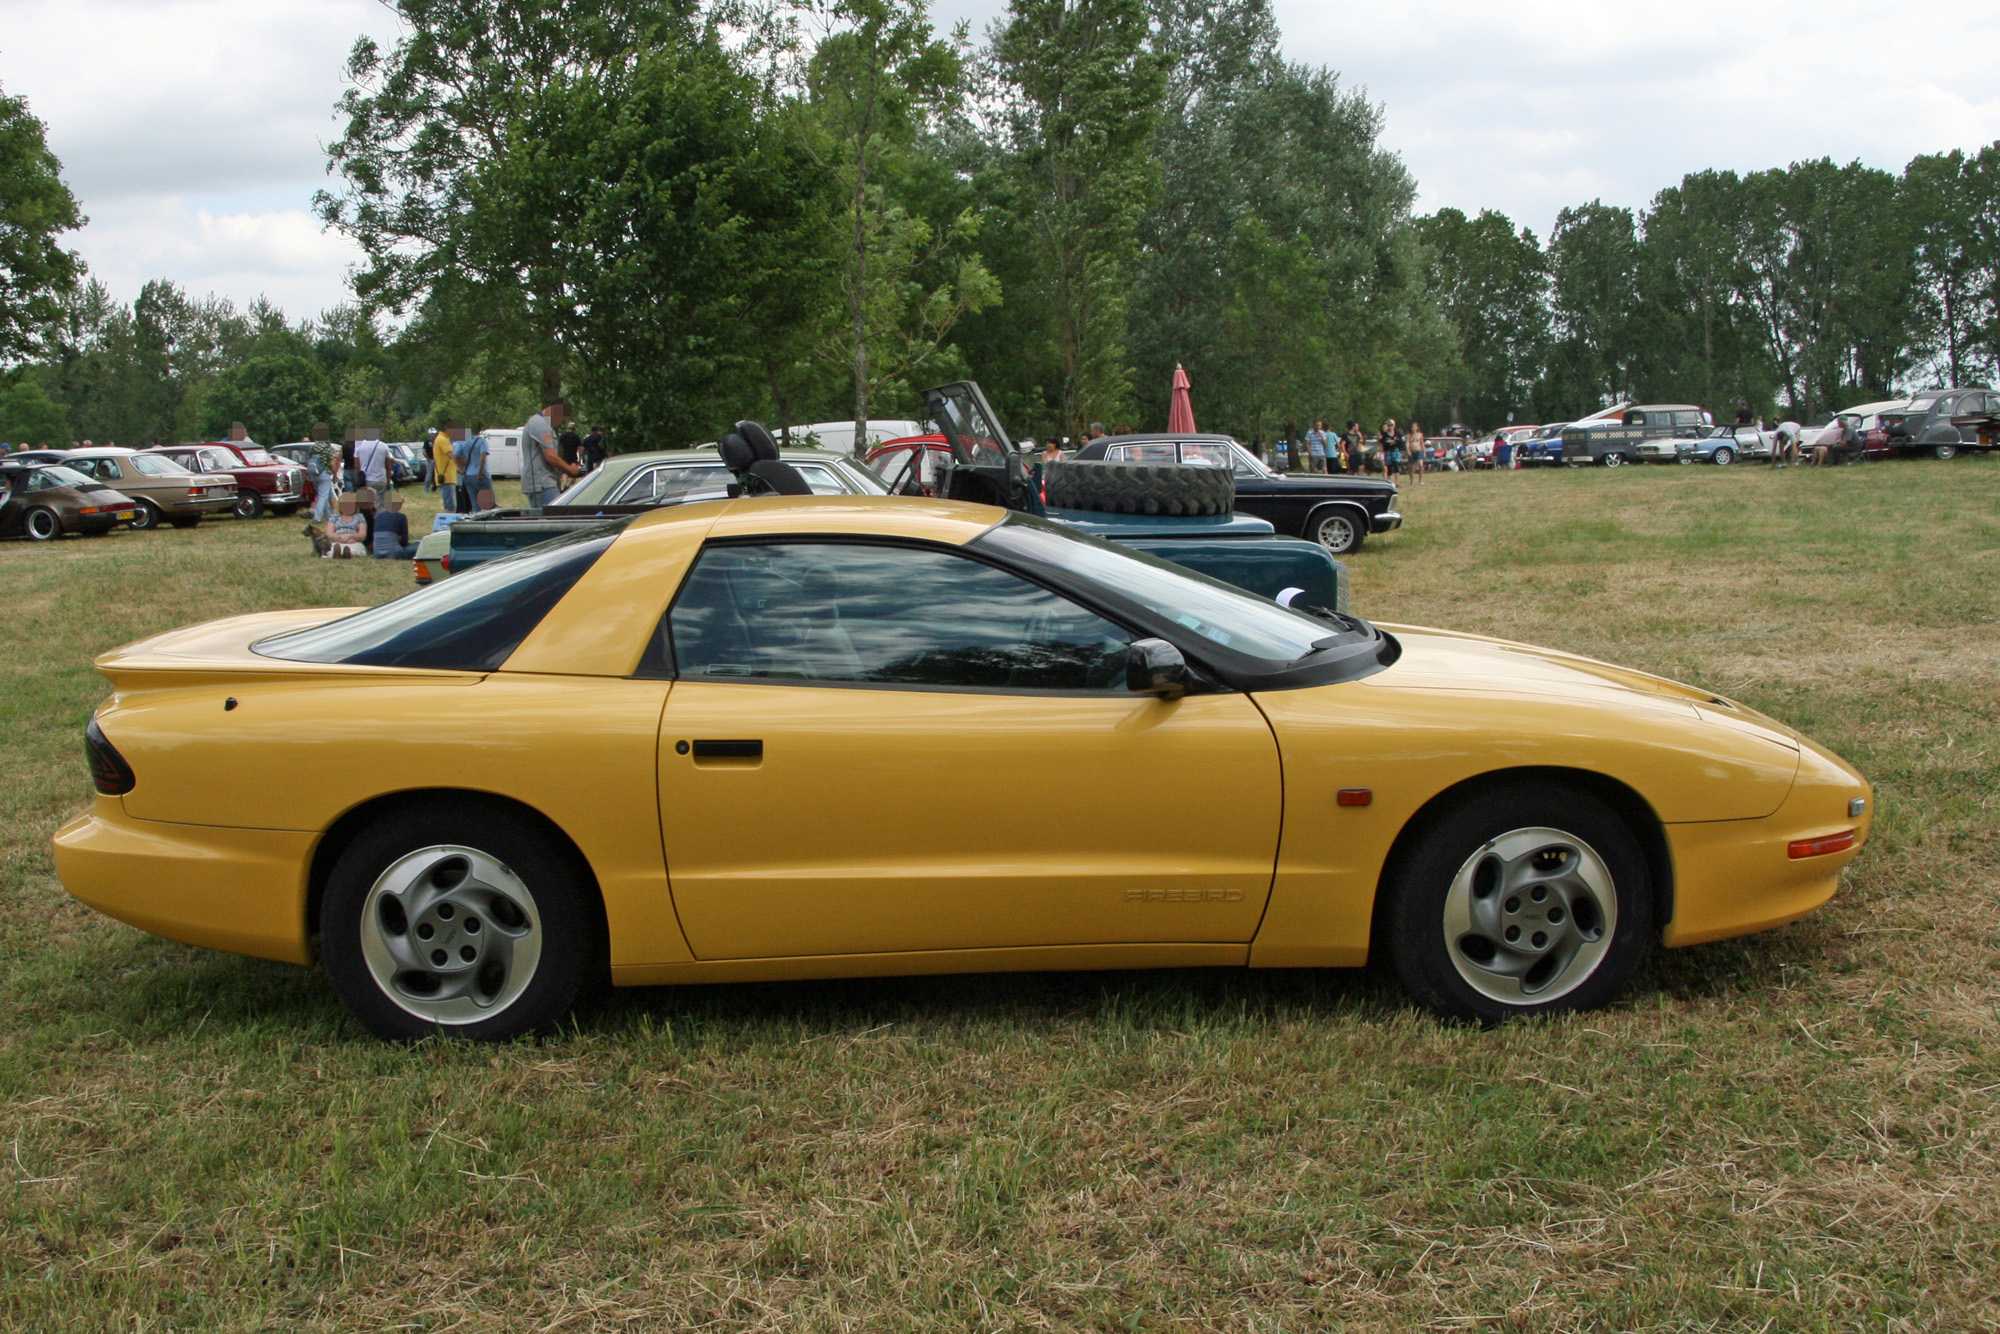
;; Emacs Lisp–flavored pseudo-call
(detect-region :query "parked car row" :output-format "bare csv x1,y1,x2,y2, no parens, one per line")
0,438,314,541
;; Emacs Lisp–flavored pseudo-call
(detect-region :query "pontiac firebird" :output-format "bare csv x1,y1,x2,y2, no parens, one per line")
55,496,1870,1040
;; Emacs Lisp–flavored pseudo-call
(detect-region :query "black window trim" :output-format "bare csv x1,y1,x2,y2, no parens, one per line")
640,530,1203,697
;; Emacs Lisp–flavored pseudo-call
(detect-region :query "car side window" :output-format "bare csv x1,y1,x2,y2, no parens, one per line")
669,541,1132,690
871,449,913,491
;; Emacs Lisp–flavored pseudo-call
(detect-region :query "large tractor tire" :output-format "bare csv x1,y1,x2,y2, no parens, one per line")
1044,460,1234,517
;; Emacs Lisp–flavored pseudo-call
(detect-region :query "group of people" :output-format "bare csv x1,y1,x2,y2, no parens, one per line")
1294,420,1434,481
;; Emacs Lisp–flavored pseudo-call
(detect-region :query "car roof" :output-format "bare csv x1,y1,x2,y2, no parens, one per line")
1097,433,1239,444
629,493,999,546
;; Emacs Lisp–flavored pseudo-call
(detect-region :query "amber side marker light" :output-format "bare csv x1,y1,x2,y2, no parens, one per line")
85,717,135,796
1788,829,1857,860
1337,788,1372,807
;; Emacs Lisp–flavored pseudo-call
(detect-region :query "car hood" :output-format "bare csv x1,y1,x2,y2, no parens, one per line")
1261,475,1397,495
1364,623,1799,749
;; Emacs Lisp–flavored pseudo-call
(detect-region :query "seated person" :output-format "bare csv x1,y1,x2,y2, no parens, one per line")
371,492,418,559
326,494,368,558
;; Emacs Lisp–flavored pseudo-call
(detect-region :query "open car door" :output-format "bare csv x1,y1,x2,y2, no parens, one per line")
920,381,1041,514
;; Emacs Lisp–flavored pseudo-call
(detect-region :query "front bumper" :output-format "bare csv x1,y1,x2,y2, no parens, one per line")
1661,736,1872,947
1371,510,1403,533
260,490,306,506
53,797,315,964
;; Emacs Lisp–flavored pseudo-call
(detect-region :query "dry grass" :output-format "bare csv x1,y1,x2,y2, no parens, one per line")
2,462,1997,1331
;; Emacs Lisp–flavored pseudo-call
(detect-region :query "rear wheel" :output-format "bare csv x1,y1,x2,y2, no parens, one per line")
128,499,164,531
234,488,265,519
321,803,600,1042
1382,784,1652,1023
1934,443,1959,461
1712,446,1735,466
1602,452,1626,468
1677,454,1694,466
23,507,61,541
1309,507,1364,555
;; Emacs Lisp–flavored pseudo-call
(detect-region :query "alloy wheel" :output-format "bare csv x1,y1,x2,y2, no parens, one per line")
357,844,544,1024
1713,447,1735,466
24,508,60,541
1314,512,1359,555
1441,826,1618,1005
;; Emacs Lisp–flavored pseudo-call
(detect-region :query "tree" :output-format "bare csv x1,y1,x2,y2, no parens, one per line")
0,84,85,365
797,0,992,448
1546,202,1640,412
0,372,68,445
995,0,1166,437
201,350,336,443
1415,207,1549,427
1904,147,1999,387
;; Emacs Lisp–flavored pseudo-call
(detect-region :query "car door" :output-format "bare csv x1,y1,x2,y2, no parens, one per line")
656,538,1283,959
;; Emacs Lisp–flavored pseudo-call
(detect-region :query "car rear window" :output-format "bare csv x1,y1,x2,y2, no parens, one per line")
253,525,619,671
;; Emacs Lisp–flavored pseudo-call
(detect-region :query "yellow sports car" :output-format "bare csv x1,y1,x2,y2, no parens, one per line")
56,496,1870,1040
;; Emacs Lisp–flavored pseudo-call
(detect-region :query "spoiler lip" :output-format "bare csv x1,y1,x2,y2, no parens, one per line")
88,607,475,692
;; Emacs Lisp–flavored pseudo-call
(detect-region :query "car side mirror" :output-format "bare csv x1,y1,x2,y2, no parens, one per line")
1127,638,1190,699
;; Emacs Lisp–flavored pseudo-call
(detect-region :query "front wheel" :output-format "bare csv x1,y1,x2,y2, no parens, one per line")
1381,785,1652,1023
1712,446,1735,466
1602,452,1626,468
234,489,265,519
321,803,600,1042
1309,508,1364,556
23,507,61,541
1934,443,1958,461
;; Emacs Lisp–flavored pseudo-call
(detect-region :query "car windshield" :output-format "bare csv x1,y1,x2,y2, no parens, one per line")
254,524,621,671
972,513,1348,665
127,454,189,476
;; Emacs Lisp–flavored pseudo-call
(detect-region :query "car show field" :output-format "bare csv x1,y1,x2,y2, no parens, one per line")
1,461,1996,1329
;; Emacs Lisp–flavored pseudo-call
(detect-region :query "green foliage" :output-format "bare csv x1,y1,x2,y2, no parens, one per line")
0,371,68,445
1546,202,1641,409
0,84,84,365
995,0,1166,438
1903,146,2000,387
200,350,336,444
1414,208,1550,427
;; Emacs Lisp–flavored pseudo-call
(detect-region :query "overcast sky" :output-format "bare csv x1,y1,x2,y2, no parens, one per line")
3,0,1997,321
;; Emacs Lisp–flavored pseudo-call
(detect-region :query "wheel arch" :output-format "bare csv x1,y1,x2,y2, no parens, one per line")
1302,500,1369,542
1368,766,1674,953
306,788,608,957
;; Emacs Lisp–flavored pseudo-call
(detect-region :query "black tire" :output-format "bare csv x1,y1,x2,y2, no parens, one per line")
1712,446,1735,466
1044,459,1234,516
234,489,265,519
23,507,61,541
129,500,164,531
1308,506,1365,555
321,801,601,1042
1602,452,1626,468
1934,443,1958,461
1381,784,1652,1024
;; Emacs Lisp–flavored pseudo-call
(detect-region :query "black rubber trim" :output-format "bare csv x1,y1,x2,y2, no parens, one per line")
691,739,762,759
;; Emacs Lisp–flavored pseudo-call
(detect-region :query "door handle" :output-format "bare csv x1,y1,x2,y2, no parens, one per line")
690,739,762,760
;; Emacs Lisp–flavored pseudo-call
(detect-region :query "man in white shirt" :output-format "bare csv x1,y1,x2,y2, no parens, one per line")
354,436,392,492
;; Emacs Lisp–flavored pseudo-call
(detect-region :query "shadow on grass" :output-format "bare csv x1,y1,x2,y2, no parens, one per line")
20,909,1835,1051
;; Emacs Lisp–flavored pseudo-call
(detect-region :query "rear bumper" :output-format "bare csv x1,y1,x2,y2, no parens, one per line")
1371,510,1402,533
53,797,314,964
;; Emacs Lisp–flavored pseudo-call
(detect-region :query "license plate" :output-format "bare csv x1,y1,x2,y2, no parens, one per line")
115,510,136,521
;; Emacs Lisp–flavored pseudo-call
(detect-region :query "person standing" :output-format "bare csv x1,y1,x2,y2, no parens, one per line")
581,425,606,472
521,399,581,508
354,435,390,495
308,435,338,522
339,437,359,492
456,420,495,510
558,421,583,475
1305,420,1328,473
1407,421,1427,485
432,426,459,512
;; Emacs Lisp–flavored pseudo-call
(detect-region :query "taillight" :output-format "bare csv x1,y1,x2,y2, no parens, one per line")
412,560,430,584
1788,829,1857,859
85,717,135,795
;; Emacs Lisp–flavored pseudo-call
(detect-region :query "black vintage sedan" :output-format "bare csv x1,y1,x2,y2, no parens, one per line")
1067,434,1402,555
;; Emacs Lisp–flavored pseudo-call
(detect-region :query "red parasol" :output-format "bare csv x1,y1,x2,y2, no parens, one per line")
1167,364,1197,434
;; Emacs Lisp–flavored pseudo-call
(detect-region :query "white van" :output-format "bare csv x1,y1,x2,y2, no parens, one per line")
482,429,524,479
782,419,927,454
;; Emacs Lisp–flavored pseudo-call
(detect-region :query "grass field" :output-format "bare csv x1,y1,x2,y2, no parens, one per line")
3,462,1997,1331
